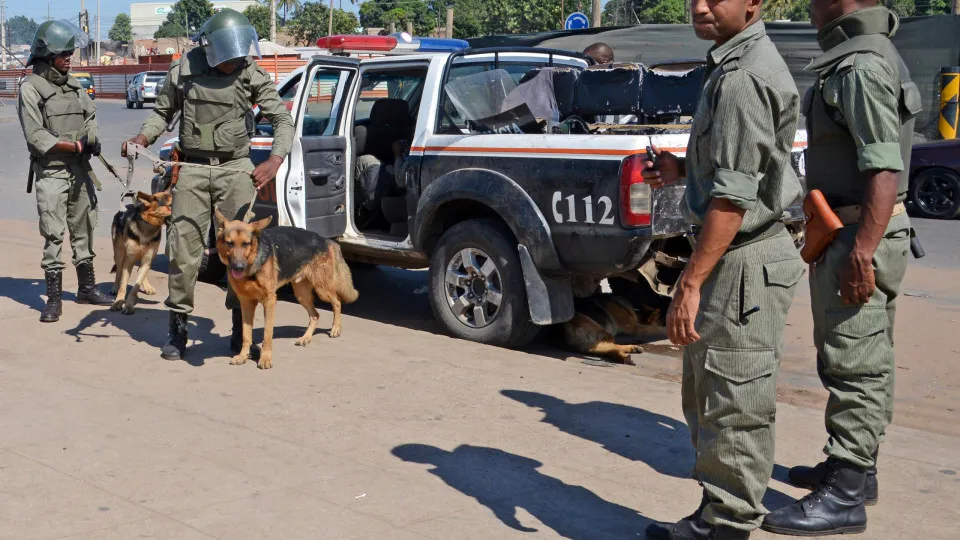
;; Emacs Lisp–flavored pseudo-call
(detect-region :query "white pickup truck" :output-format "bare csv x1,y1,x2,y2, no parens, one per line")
155,37,807,349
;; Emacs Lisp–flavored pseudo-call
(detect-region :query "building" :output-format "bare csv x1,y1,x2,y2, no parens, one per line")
130,1,258,40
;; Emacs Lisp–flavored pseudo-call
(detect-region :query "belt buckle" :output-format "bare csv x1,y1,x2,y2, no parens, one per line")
209,157,220,166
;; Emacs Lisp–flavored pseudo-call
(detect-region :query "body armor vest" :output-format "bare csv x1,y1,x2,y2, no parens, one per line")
26,73,86,167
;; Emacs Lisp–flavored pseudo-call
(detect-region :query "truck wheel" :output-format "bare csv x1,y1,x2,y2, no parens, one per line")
126,98,133,109
429,219,539,349
909,168,960,220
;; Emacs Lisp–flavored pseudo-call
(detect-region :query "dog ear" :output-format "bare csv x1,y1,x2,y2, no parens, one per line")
250,215,273,235
214,207,228,232
136,191,155,205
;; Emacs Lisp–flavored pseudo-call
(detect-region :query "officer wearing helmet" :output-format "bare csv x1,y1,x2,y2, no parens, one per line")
17,20,114,324
123,9,294,361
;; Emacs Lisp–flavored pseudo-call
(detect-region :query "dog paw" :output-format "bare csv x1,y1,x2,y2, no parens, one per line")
257,354,273,370
140,285,156,296
110,300,124,312
122,305,136,315
623,356,637,366
630,345,644,354
329,327,342,338
294,336,312,347
230,354,248,366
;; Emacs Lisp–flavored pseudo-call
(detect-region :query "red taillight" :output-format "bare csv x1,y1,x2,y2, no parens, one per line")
317,35,397,52
140,86,145,91
620,154,652,227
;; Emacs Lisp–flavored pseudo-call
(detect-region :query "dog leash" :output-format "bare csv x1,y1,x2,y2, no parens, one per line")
125,142,263,221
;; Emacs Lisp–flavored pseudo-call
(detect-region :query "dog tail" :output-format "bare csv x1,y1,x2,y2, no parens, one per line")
331,243,359,304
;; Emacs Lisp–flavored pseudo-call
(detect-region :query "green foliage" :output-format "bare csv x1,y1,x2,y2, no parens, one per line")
154,0,215,38
359,0,434,35
289,2,359,45
278,0,302,25
7,15,40,46
884,0,916,16
109,13,133,42
636,0,686,24
784,0,810,21
243,4,279,39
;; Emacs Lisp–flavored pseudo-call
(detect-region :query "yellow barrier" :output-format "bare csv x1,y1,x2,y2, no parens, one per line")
941,66,960,140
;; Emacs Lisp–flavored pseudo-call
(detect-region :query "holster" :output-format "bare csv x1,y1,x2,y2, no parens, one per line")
800,189,844,264
26,157,36,193
167,147,182,192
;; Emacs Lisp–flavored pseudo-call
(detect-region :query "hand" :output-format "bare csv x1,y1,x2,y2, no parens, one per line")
642,145,682,189
666,281,702,346
840,251,876,305
251,155,284,189
78,135,101,157
121,134,149,157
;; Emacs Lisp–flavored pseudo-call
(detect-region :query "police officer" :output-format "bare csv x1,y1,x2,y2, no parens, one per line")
123,9,294,361
761,2,918,536
642,0,804,537
18,20,114,323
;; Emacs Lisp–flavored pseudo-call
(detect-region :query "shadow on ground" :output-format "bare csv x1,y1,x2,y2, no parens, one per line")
0,276,78,313
501,390,796,511
393,443,652,539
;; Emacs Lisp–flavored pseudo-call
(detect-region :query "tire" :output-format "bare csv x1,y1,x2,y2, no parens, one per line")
136,96,144,109
909,168,960,220
197,225,226,284
428,219,539,349
126,98,133,109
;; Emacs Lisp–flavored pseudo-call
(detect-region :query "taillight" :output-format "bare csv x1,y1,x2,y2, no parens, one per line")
620,154,652,227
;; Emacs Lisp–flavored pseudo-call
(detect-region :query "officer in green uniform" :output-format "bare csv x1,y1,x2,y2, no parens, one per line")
18,20,114,323
123,9,294,361
761,2,919,536
642,0,805,537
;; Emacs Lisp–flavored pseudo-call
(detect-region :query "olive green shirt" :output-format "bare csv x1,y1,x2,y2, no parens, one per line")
140,61,294,159
17,76,98,156
683,22,801,233
815,17,904,173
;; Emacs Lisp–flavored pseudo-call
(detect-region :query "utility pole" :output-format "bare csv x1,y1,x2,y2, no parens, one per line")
270,0,276,41
954,0,959,15
1,0,6,70
327,0,334,37
406,21,413,35
591,0,601,28
80,0,85,63
445,4,453,39
96,0,100,65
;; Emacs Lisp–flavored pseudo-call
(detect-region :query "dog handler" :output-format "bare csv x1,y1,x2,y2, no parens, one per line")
18,20,114,323
762,2,920,536
642,0,805,536
123,9,293,361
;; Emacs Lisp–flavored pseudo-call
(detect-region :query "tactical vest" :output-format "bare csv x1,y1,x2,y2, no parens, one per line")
175,48,255,159
26,73,86,167
804,10,921,208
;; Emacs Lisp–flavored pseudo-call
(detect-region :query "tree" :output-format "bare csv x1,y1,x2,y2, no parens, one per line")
883,0,915,16
155,0,215,38
243,4,280,39
279,0,302,25
7,15,40,46
288,2,359,46
784,0,810,21
109,13,133,42
359,0,433,34
636,0,686,23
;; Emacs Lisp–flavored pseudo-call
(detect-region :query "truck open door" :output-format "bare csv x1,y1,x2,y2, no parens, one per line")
279,57,360,238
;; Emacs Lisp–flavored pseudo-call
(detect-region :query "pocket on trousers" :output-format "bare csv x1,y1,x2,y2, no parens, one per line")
822,308,889,377
703,347,778,428
764,259,805,289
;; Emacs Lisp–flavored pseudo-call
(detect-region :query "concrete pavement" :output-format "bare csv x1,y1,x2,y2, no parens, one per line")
0,219,957,540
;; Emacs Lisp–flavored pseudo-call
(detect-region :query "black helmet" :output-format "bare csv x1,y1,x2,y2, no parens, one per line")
196,9,261,67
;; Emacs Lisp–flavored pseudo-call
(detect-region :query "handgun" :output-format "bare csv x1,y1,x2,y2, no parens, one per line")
910,228,925,259
645,136,657,168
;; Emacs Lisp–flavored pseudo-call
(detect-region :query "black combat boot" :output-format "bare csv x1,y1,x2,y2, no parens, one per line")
762,459,867,536
647,492,710,539
788,454,879,505
40,270,63,323
75,262,114,305
161,311,189,360
229,308,260,359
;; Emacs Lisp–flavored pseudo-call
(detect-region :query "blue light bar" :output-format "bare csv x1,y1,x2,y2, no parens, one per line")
416,37,469,52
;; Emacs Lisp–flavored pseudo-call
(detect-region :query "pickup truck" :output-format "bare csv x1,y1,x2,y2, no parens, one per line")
154,39,807,349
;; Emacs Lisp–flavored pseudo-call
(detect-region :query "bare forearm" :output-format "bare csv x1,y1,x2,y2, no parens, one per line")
852,170,899,259
680,198,745,290
50,141,81,154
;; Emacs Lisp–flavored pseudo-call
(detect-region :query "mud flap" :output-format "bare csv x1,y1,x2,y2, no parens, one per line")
518,244,574,326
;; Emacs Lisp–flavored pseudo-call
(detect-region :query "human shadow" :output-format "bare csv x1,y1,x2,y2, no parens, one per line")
501,390,796,512
0,276,78,313
393,443,651,539
65,306,220,367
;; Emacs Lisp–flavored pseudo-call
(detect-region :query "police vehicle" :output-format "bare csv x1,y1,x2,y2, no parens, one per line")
155,34,808,349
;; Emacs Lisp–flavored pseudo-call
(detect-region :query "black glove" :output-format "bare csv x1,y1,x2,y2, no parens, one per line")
78,135,101,157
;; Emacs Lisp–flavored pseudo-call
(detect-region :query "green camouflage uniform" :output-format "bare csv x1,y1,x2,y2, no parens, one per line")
137,48,294,314
680,22,805,531
17,61,100,272
804,7,920,469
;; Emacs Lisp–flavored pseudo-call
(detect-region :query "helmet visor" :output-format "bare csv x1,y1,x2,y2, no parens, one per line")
51,19,90,52
202,26,261,67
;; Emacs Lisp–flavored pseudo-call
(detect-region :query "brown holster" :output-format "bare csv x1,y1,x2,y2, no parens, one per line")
800,189,844,264
167,147,182,192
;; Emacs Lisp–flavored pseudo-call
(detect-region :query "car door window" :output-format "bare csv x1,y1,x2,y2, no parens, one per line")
301,68,355,137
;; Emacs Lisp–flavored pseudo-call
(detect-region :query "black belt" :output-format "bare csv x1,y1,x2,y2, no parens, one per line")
692,220,786,249
180,155,236,165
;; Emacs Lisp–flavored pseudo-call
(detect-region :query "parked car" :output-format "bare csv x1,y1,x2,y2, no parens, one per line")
908,138,960,220
126,71,167,109
73,72,95,100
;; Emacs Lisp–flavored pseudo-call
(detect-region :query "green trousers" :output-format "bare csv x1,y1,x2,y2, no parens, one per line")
682,229,804,531
811,211,910,469
164,158,255,314
34,164,98,272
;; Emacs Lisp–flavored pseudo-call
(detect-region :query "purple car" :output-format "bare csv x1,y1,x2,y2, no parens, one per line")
909,138,960,219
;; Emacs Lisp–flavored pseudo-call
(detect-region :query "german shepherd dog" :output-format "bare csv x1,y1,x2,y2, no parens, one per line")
110,191,173,315
559,294,660,365
214,208,359,370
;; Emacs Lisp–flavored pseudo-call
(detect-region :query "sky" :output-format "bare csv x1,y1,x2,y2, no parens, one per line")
7,0,611,42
